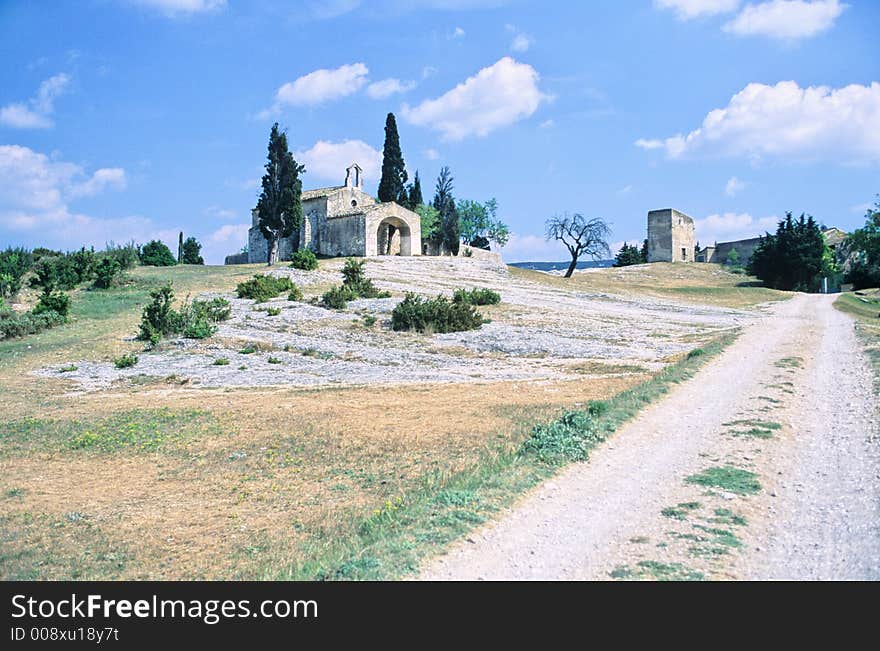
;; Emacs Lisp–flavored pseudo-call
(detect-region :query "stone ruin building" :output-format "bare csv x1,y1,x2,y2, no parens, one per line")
647,209,696,263
231,163,422,264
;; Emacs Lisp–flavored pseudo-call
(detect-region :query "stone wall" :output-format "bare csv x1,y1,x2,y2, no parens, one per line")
364,203,422,256
647,209,695,263
713,237,763,265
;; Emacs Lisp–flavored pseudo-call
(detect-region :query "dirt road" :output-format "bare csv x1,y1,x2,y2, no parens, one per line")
421,294,880,580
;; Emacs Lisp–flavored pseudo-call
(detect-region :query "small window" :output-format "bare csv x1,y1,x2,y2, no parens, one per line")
351,200,357,208
682,247,688,260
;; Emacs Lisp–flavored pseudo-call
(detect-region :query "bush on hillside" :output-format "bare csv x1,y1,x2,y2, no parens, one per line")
139,240,177,267
34,289,70,319
235,275,294,302
452,287,501,306
137,283,231,344
0,308,66,339
290,249,318,271
520,410,605,465
391,293,485,333
0,247,34,299
92,257,122,289
341,258,389,298
103,241,140,270
321,285,357,310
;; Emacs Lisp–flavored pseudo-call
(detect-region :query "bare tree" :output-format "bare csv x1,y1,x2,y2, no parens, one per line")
545,213,612,278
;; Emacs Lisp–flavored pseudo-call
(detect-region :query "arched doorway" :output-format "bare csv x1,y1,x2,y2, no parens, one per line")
376,216,412,256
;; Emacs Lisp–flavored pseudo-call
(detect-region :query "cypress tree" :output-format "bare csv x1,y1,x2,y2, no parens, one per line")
257,123,306,266
433,167,459,255
178,232,183,263
408,170,423,209
377,113,408,204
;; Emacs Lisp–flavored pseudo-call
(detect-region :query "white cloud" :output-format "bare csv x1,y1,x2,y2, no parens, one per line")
724,176,746,196
694,212,778,244
511,33,532,52
0,144,172,250
539,119,555,129
269,63,369,111
723,0,846,39
618,185,633,195
308,0,362,19
422,66,438,79
401,57,551,140
634,138,665,150
294,140,382,182
0,73,70,129
655,0,740,20
450,26,466,39
205,206,238,220
202,223,250,264
423,148,441,160
366,78,417,99
635,81,880,164
850,202,872,214
130,0,227,16
498,232,568,263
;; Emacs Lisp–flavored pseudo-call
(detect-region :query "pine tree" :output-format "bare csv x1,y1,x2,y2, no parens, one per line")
257,123,305,266
177,232,183,263
407,170,423,210
377,113,408,204
181,237,204,265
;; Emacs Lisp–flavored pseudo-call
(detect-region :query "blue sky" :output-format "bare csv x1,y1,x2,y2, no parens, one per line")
1,0,877,263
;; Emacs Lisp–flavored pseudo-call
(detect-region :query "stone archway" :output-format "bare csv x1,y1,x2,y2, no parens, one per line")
376,216,412,256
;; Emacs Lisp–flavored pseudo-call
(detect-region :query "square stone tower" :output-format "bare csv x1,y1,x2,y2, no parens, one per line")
647,209,695,263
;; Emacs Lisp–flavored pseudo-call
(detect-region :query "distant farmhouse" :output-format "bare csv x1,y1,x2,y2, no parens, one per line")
646,208,844,266
227,163,422,264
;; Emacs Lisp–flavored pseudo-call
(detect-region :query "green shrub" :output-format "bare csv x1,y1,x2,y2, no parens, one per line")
363,315,377,327
180,237,204,265
138,284,181,343
391,293,486,333
34,289,70,319
267,356,282,364
520,410,605,465
114,353,138,369
139,240,177,267
321,285,357,310
189,297,232,323
290,249,318,271
236,275,294,302
69,247,97,282
103,241,140,270
183,319,217,339
288,286,303,301
452,287,501,306
213,358,230,366
687,348,705,359
239,346,256,354
92,257,122,289
0,308,66,339
0,247,34,298
31,255,80,291
265,307,281,316
341,258,390,298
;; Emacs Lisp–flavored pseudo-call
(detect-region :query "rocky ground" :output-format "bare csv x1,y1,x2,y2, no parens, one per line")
421,294,880,580
37,257,749,392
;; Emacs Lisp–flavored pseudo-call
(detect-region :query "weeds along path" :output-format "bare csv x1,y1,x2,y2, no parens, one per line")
420,294,880,580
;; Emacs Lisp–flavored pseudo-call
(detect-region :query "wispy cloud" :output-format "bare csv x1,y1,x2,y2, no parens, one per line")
0,73,71,129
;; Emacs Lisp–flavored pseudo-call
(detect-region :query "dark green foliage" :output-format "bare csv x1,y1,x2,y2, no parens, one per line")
287,286,303,301
321,284,358,310
290,249,318,271
641,239,649,261
846,197,880,289
34,289,70,319
180,237,204,265
137,284,180,343
0,307,66,339
235,275,294,302
31,255,80,291
520,410,605,465
139,240,177,267
265,307,281,316
452,287,501,305
407,170,423,210
113,353,138,369
687,348,705,359
613,242,646,267
137,283,230,343
31,247,61,262
748,213,827,291
69,247,97,281
391,293,485,333
103,241,139,270
257,123,306,265
92,257,122,289
415,204,440,242
0,247,34,298
377,113,408,204
340,258,389,298
433,166,459,255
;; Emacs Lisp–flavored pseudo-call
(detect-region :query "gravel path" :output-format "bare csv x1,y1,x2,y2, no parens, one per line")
421,294,880,580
